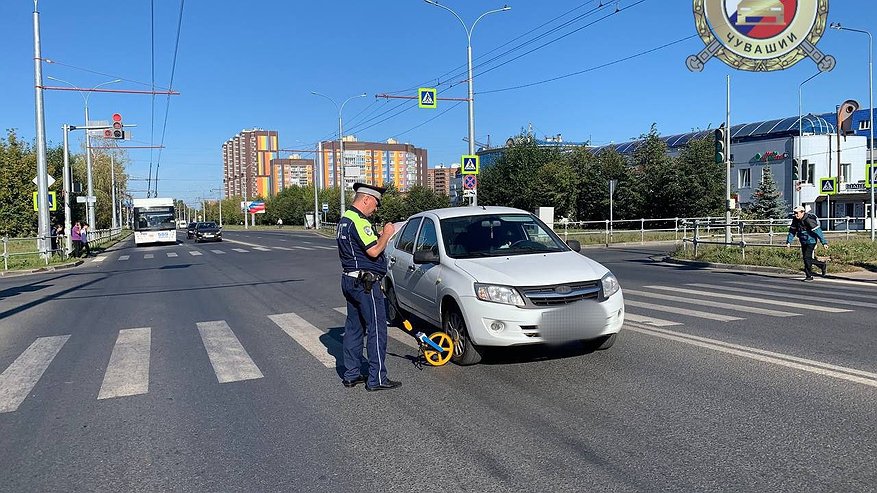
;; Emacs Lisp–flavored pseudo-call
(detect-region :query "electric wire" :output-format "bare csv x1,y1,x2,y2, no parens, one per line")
40,59,171,90
479,34,696,95
153,0,186,198
148,0,156,197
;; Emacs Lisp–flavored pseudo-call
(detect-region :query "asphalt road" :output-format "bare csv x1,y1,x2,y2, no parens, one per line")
0,230,874,492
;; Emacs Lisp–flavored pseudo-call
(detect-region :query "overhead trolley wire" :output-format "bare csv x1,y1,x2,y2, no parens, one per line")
152,0,186,197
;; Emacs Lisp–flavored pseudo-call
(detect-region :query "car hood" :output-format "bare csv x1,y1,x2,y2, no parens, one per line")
452,251,608,286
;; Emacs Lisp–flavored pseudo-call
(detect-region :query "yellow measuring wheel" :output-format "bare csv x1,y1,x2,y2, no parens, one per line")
422,331,454,366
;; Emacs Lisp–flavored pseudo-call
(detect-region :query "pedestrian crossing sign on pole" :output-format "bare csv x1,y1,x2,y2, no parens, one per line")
33,191,57,211
819,177,837,195
461,155,479,175
867,163,876,189
418,88,437,109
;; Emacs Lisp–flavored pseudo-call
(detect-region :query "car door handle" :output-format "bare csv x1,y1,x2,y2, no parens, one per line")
389,256,396,264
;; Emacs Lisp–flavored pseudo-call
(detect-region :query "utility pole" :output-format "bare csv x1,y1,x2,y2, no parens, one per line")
33,0,51,258
725,75,732,245
111,154,117,229
62,124,72,255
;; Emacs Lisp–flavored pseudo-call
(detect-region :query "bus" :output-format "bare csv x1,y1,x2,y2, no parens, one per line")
132,198,177,245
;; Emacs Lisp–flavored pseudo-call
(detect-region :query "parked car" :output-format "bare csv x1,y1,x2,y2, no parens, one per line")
193,222,222,242
186,222,197,239
383,206,624,365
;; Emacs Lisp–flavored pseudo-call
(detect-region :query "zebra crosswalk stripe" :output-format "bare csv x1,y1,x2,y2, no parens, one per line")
92,256,106,262
269,313,339,368
644,286,851,313
687,283,865,308
189,251,203,256
167,252,178,257
232,248,249,253
144,254,154,259
0,335,70,413
196,321,264,383
624,289,798,317
273,246,293,251
724,280,875,300
211,250,225,254
98,328,151,400
624,300,743,321
118,255,130,261
623,313,682,327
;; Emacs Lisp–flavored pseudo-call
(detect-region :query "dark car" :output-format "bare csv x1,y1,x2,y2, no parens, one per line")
193,222,222,242
186,222,197,239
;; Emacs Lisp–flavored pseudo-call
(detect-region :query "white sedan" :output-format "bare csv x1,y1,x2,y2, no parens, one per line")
383,206,624,365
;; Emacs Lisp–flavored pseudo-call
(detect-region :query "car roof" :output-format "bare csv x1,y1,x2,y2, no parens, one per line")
411,206,530,220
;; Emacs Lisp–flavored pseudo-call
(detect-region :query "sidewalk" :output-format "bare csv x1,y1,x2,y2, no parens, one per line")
0,234,131,279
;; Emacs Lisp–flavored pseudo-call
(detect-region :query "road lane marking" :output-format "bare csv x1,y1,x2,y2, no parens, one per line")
144,254,154,259
333,307,419,349
624,313,683,327
196,321,263,383
313,246,335,250
188,251,203,256
211,249,225,254
273,246,293,251
98,328,151,400
167,252,178,257
269,313,339,368
624,300,742,322
118,255,130,261
624,289,797,317
232,248,249,253
756,276,877,290
224,238,267,249
625,322,877,388
253,247,271,252
644,286,851,313
0,335,70,413
687,283,864,308
292,246,314,250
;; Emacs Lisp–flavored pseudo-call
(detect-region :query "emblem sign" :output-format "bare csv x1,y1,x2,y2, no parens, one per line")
687,0,835,72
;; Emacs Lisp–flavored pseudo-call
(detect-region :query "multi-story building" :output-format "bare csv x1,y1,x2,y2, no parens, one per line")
427,164,459,197
271,156,315,188
318,136,427,191
222,129,279,199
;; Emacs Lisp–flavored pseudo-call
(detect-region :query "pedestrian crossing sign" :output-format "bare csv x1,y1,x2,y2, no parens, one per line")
33,191,57,211
418,88,437,109
819,177,837,195
867,163,876,189
461,155,479,175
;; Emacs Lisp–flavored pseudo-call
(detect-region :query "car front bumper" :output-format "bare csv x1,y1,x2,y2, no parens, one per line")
459,291,625,347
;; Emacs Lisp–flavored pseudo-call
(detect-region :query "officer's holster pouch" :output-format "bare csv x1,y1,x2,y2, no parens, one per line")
358,271,379,292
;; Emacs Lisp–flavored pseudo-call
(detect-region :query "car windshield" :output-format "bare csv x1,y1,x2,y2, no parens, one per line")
440,213,568,259
197,222,218,229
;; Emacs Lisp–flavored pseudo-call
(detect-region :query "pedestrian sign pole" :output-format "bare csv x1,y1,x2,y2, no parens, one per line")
461,155,479,206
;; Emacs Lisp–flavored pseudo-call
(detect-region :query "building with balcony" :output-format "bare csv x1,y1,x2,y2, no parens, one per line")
318,137,427,192
222,129,279,199
427,164,459,196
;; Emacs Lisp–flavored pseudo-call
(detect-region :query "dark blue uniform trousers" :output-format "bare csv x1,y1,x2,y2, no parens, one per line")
341,275,388,386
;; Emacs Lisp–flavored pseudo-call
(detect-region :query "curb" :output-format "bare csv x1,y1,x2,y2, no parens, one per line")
0,260,84,278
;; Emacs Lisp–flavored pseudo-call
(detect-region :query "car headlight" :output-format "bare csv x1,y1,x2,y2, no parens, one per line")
475,283,525,307
600,272,620,300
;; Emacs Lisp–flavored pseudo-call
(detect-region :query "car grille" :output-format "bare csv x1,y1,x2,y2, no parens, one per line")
519,281,600,306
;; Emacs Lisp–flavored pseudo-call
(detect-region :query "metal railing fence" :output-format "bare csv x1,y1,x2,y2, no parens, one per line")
2,227,124,271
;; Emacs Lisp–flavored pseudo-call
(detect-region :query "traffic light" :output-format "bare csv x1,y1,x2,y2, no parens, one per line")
714,126,725,164
111,113,124,139
792,158,800,181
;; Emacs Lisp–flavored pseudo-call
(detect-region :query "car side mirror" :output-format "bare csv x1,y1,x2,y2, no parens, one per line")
567,239,581,252
413,249,440,264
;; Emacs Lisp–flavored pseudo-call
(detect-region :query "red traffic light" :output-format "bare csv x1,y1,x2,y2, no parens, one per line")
112,113,122,122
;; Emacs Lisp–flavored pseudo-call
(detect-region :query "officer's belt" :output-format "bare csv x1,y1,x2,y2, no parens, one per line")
344,270,382,279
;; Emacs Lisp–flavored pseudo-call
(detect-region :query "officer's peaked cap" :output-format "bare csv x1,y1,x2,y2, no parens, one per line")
353,182,386,204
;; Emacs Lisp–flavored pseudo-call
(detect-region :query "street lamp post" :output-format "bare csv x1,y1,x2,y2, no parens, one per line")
311,92,367,213
797,71,822,209
424,0,511,207
47,76,121,229
831,23,874,241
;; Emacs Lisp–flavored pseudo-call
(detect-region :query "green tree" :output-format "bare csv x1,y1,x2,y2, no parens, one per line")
672,137,726,218
749,169,788,219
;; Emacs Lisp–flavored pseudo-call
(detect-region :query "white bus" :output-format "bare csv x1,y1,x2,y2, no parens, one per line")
133,198,177,245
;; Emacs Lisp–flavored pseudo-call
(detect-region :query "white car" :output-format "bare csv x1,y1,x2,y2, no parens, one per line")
383,206,624,365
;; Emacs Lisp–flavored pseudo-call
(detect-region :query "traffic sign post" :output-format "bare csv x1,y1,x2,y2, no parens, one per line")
867,163,876,189
322,202,329,213
819,177,838,195
463,174,477,190
418,88,437,109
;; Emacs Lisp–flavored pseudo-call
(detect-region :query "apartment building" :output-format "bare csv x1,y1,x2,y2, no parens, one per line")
318,137,427,191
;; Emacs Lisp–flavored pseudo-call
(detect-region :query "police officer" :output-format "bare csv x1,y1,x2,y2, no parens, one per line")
337,182,401,391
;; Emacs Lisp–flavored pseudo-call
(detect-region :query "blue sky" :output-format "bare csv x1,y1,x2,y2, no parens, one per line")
1,1,874,205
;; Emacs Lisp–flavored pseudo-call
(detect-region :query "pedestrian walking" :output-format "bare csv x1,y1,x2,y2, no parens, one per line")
80,222,91,258
50,223,60,256
277,218,283,229
71,221,82,258
785,205,829,281
336,182,400,391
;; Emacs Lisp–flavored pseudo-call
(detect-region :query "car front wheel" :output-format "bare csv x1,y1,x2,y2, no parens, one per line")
384,281,404,325
443,305,482,366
